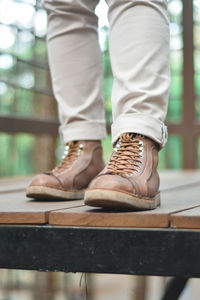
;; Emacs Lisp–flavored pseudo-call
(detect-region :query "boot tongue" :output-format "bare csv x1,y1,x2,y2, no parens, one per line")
120,133,137,143
67,141,78,148
52,141,79,174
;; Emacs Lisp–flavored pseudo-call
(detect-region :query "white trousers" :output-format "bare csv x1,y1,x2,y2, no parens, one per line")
44,0,170,148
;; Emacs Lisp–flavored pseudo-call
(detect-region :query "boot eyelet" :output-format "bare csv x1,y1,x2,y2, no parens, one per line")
116,142,120,148
114,143,120,152
127,173,133,177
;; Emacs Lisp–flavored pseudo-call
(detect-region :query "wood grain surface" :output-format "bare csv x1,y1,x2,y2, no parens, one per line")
49,184,200,228
0,176,32,193
1,171,200,227
159,170,200,191
0,191,83,224
170,206,200,229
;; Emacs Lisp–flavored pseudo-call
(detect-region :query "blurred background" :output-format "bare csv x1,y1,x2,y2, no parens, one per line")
0,0,200,299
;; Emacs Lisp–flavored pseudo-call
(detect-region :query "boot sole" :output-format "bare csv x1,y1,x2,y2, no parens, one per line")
26,186,85,200
84,189,160,210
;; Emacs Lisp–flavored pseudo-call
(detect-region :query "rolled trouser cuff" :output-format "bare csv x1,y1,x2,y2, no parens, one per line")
60,121,107,144
111,113,168,149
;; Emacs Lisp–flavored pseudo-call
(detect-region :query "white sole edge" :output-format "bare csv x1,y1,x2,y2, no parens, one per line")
26,186,85,200
84,189,160,210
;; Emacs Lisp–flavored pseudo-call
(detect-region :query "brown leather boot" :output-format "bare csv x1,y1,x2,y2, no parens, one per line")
84,133,160,210
26,140,104,200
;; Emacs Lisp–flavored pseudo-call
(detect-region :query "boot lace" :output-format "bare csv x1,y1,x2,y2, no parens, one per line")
106,133,144,176
52,141,83,174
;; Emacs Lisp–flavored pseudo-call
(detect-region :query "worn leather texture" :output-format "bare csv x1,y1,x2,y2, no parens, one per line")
88,134,160,199
28,141,104,192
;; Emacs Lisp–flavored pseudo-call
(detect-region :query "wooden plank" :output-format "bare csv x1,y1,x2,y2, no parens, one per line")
159,170,200,191
0,114,58,135
170,206,200,229
0,170,199,193
49,184,200,228
0,191,83,224
0,171,199,226
0,176,32,193
1,170,198,193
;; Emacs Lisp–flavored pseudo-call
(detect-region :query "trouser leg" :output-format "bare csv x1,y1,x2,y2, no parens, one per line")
43,0,107,143
106,0,170,148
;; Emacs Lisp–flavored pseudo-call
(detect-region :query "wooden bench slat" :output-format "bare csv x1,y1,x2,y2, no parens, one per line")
159,170,200,191
0,191,84,224
0,170,199,193
0,171,199,226
49,184,200,228
0,177,32,193
170,206,200,229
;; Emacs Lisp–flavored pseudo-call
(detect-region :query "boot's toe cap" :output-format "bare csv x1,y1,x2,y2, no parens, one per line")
27,173,62,190
88,174,134,194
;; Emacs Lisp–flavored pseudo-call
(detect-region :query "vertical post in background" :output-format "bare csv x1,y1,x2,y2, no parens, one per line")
32,0,58,173
182,0,196,169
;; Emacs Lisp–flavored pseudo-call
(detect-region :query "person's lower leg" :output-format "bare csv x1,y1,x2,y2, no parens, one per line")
27,0,106,200
108,0,170,147
44,0,107,143
85,0,170,209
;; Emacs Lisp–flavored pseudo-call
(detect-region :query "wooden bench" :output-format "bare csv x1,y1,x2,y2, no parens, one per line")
0,171,200,299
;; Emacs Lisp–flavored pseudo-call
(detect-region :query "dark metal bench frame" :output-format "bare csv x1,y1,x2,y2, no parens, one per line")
0,225,198,299
0,225,198,277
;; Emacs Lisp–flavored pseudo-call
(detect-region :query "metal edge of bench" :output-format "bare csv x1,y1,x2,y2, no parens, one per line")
0,225,199,277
